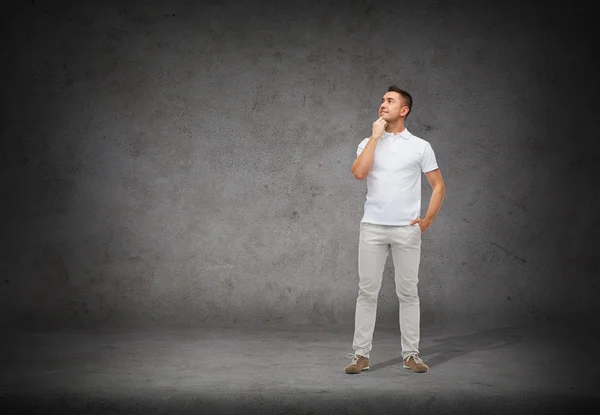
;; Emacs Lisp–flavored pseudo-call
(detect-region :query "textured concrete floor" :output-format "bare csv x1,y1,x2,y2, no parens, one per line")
1,321,598,414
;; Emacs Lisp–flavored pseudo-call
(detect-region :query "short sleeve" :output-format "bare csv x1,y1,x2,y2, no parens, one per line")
356,138,369,157
421,142,439,173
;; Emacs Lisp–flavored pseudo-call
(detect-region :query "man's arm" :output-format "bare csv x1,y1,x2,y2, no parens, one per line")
351,136,379,180
351,117,387,180
410,168,446,232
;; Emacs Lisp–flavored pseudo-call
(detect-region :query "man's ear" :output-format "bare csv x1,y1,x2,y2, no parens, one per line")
401,106,410,117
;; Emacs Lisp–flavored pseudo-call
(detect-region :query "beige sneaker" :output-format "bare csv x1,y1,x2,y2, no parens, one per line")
403,354,429,373
344,353,370,374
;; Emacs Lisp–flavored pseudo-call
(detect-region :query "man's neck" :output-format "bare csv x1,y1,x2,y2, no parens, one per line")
385,120,406,135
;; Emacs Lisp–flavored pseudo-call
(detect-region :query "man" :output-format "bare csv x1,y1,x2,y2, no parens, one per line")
344,86,446,374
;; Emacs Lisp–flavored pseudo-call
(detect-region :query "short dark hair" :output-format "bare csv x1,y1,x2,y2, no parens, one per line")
387,85,412,119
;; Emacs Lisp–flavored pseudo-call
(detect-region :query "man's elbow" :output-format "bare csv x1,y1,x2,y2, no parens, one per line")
351,160,371,180
351,168,366,180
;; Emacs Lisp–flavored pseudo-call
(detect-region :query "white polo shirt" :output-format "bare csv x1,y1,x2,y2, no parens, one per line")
357,128,439,226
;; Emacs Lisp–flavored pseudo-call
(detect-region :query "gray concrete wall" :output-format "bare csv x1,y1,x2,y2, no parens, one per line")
2,0,597,329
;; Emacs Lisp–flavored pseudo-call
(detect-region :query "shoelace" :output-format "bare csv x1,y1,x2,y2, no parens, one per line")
346,352,359,363
406,354,423,364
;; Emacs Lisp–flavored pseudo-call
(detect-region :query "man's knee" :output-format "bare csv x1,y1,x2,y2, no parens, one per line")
397,288,419,304
357,287,379,303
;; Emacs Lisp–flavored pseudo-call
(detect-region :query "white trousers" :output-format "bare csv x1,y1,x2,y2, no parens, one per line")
352,221,422,359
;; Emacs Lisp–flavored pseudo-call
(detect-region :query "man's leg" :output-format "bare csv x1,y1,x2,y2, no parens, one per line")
352,222,390,359
390,224,422,360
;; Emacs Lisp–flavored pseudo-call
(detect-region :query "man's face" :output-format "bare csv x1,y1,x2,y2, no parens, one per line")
379,91,409,121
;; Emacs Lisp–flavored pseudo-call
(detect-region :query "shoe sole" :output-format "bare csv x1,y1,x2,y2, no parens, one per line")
345,367,370,374
403,365,427,373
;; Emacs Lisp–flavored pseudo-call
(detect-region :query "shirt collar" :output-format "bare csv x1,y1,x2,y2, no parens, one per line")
382,128,411,140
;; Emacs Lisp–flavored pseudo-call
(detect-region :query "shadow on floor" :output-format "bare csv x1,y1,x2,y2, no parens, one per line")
368,325,524,372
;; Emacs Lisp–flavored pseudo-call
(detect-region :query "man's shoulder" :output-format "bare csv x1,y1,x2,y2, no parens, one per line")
406,131,433,150
358,137,370,147
406,130,428,144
